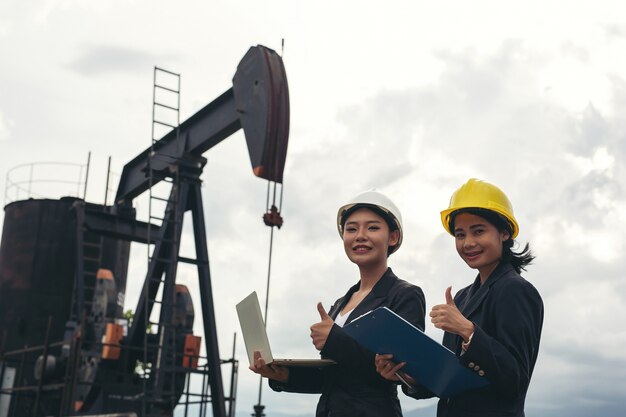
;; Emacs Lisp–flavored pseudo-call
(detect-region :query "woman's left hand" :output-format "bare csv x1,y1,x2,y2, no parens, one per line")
430,286,475,341
310,302,334,351
249,350,289,382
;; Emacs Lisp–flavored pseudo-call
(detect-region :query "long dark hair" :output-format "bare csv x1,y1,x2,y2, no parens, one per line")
449,208,535,274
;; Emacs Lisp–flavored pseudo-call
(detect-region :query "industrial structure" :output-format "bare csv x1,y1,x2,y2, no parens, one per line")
0,45,289,417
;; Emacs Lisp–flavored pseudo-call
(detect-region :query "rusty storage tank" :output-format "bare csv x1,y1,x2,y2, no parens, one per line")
0,197,131,354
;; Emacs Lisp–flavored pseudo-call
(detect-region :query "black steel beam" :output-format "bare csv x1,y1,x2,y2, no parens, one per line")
189,181,227,417
115,89,241,205
82,209,160,244
124,195,177,351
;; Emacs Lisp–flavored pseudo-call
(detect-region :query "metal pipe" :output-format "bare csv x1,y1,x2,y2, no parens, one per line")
104,156,111,206
228,333,238,417
83,151,91,200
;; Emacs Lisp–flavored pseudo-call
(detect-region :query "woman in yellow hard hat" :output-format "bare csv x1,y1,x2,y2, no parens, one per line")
375,178,544,417
250,190,426,417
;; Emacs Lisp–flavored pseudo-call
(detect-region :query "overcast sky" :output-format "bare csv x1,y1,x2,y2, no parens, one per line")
1,1,626,416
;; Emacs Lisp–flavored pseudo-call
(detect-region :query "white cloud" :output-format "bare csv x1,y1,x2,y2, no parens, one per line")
566,147,615,177
0,111,11,141
68,45,172,76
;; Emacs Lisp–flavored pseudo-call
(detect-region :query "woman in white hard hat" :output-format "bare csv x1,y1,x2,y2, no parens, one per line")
250,190,426,417
375,178,543,417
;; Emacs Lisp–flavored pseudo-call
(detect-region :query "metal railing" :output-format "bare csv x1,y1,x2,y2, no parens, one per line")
0,321,238,417
4,157,90,205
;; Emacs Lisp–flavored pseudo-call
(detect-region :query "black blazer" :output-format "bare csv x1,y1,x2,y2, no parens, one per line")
405,262,543,417
270,268,426,417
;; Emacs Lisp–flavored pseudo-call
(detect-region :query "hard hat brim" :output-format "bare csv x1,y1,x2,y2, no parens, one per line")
441,204,519,239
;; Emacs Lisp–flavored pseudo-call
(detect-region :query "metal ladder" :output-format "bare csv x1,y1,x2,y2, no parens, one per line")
142,67,239,417
144,67,182,416
71,210,104,323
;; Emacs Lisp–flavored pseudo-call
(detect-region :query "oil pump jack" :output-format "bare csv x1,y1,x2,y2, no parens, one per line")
0,45,289,417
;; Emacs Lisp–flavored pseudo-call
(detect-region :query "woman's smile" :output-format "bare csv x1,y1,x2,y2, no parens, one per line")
453,212,509,281
353,244,372,252
462,249,483,262
342,208,398,268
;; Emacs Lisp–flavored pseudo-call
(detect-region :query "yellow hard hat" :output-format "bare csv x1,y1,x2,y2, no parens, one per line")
440,178,519,239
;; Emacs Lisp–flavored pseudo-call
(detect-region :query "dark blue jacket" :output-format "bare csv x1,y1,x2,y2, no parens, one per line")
405,262,543,417
270,268,425,417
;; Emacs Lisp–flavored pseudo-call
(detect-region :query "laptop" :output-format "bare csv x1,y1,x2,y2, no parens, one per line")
236,291,336,367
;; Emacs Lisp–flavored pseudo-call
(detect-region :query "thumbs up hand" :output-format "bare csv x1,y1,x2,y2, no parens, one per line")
310,302,334,351
430,286,475,341
445,286,456,306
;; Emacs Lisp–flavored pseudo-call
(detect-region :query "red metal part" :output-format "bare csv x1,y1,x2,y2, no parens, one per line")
262,205,283,229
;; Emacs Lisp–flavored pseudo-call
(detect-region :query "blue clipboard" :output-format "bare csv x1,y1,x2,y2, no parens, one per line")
343,307,489,398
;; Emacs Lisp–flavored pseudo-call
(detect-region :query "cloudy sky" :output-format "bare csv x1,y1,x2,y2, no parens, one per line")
1,1,626,416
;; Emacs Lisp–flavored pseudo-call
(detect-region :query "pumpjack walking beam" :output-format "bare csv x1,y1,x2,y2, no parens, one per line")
115,45,289,207
114,45,289,417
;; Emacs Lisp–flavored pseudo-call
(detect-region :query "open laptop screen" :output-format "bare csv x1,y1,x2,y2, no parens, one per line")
236,291,335,367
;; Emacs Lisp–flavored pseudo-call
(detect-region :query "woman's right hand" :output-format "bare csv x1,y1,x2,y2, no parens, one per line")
375,353,414,385
249,350,289,383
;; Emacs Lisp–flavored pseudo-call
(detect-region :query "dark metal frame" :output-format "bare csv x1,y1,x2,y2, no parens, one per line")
0,44,288,417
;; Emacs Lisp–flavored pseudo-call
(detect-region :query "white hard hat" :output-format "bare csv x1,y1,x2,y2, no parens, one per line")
336,190,403,254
